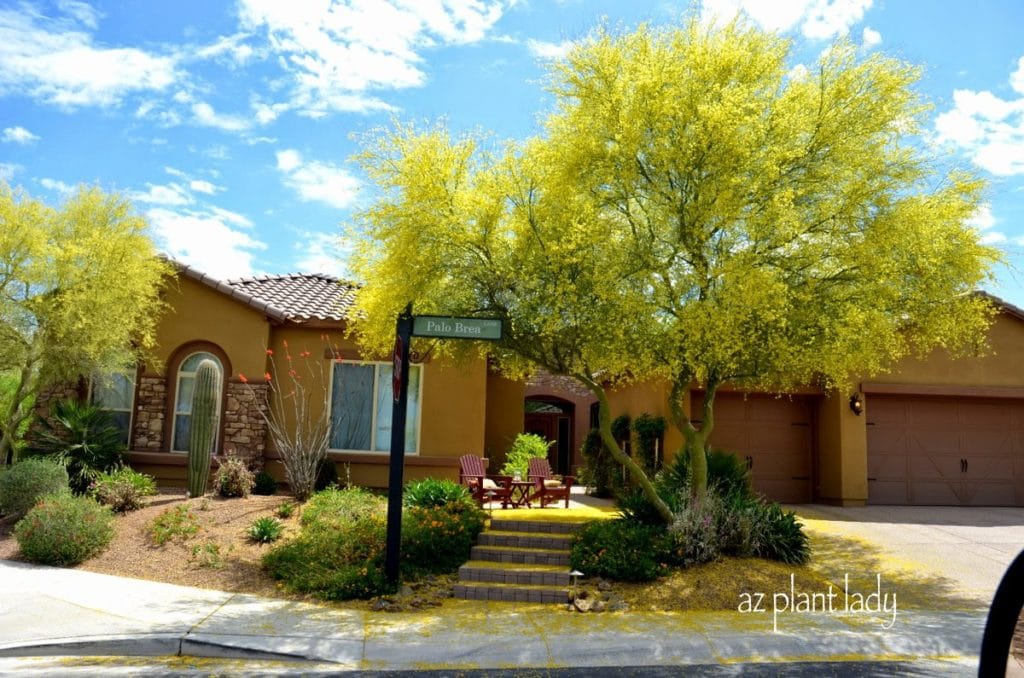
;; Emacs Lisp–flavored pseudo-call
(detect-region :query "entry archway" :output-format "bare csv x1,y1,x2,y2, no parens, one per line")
524,396,574,475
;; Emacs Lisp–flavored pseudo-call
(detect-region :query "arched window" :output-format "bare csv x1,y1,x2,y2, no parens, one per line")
171,352,223,453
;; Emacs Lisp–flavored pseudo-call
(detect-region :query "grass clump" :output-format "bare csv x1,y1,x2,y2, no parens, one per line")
248,516,284,543
149,504,201,545
14,493,114,565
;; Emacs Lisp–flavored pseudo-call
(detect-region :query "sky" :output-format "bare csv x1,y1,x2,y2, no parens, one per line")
1,0,1023,303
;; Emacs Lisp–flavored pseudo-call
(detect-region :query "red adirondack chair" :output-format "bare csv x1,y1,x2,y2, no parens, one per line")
459,455,513,508
527,457,574,508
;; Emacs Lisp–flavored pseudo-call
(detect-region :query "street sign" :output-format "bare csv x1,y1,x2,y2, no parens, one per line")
412,316,502,341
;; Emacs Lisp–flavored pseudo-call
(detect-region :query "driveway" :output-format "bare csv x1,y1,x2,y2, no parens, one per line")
794,504,1024,606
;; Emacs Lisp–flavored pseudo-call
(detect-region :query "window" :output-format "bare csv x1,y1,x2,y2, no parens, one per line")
329,362,421,453
172,352,223,453
90,370,135,446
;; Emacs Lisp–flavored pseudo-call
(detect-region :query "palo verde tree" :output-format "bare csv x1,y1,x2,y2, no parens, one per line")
0,183,171,464
350,18,999,521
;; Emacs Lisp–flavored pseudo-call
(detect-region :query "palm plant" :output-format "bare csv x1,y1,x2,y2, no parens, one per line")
29,399,126,494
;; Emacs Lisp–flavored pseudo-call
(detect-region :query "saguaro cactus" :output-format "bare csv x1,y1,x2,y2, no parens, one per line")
187,359,220,497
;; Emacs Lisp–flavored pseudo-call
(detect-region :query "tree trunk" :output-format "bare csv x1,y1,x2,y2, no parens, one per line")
0,353,40,466
670,375,718,498
577,374,674,525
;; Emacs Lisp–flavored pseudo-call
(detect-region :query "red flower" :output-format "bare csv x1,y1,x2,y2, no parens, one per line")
300,350,311,358
238,373,248,383
266,349,273,356
264,372,272,382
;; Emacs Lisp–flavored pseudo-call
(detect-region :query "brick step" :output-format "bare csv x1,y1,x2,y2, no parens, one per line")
488,519,585,535
470,545,571,566
458,563,572,587
477,530,573,550
453,582,570,604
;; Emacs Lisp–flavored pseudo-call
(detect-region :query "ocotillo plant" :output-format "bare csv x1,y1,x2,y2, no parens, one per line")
187,359,219,497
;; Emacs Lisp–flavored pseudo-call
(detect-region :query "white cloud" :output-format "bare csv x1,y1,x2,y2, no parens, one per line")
39,177,75,196
968,204,996,231
934,61,1024,176
56,0,100,30
236,0,510,117
526,39,574,59
276,148,360,209
0,163,22,181
701,0,872,39
195,33,259,66
861,26,881,49
147,206,267,280
294,230,349,276
130,182,193,206
0,6,178,108
192,102,252,132
189,179,219,195
1,126,39,144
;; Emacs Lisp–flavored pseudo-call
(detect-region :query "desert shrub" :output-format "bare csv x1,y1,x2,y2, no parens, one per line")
14,493,114,565
659,448,753,501
28,400,125,494
632,413,666,472
0,458,69,519
91,466,157,512
666,490,755,567
401,502,486,575
616,486,683,526
263,509,389,600
570,519,669,582
214,456,255,498
578,429,615,498
314,459,339,491
749,502,810,565
499,433,552,478
403,478,474,509
248,516,284,543
253,470,278,496
276,501,295,519
149,504,200,545
300,486,384,531
189,540,224,568
610,414,632,444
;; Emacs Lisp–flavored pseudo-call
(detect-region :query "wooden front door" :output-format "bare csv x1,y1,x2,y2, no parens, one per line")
524,412,572,475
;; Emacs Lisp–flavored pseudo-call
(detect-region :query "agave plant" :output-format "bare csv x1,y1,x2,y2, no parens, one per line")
30,399,126,494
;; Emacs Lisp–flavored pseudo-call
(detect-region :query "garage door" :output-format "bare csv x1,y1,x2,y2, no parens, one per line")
692,393,814,503
867,395,1024,506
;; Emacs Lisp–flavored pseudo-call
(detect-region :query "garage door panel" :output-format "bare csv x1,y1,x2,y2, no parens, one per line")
868,394,1024,506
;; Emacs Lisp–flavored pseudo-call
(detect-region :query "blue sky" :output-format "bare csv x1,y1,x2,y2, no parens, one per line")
1,0,1023,303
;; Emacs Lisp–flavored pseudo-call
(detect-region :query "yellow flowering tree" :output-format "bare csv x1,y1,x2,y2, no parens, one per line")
0,183,171,463
350,19,999,521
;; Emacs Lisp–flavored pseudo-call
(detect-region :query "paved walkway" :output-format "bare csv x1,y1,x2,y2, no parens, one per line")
0,560,988,674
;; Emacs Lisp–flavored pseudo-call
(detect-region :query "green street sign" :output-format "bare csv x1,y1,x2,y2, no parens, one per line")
412,316,503,341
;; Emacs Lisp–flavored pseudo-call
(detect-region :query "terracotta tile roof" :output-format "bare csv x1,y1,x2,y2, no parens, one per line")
225,273,358,322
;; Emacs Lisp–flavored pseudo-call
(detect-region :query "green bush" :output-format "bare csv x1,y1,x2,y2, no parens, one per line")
616,486,682,526
499,433,552,478
570,519,669,582
248,516,284,543
314,459,339,491
403,478,474,509
276,501,295,519
91,466,157,512
253,470,278,496
14,493,114,565
749,502,810,565
632,413,666,472
401,502,486,575
300,486,384,531
659,448,753,501
610,414,632,444
0,458,69,519
28,400,125,494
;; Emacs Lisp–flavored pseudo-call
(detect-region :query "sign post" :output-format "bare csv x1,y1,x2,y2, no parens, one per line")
384,304,413,586
383,311,502,588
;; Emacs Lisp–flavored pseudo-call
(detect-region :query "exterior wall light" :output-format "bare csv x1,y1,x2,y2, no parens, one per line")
849,393,864,416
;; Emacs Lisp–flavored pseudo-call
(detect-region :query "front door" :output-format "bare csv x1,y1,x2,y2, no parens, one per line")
524,412,572,474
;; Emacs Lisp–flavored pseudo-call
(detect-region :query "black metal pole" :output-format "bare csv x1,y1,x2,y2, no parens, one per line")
384,304,413,587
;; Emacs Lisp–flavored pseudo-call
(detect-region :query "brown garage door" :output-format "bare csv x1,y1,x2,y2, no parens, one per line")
867,395,1024,506
692,393,814,503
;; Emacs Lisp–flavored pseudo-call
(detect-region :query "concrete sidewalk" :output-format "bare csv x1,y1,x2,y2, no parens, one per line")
0,561,988,674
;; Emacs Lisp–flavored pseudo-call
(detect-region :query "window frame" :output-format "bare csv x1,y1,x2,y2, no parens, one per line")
170,351,224,454
88,367,137,447
326,359,424,455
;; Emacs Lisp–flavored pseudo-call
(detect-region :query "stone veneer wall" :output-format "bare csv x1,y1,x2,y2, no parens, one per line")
221,381,268,464
27,381,85,447
525,369,594,400
132,375,167,451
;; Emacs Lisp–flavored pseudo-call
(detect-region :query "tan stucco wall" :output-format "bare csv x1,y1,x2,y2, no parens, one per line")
484,371,525,470
604,379,685,462
816,390,868,505
150,275,271,377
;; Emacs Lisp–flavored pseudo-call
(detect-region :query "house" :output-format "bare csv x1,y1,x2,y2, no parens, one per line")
33,263,1024,507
